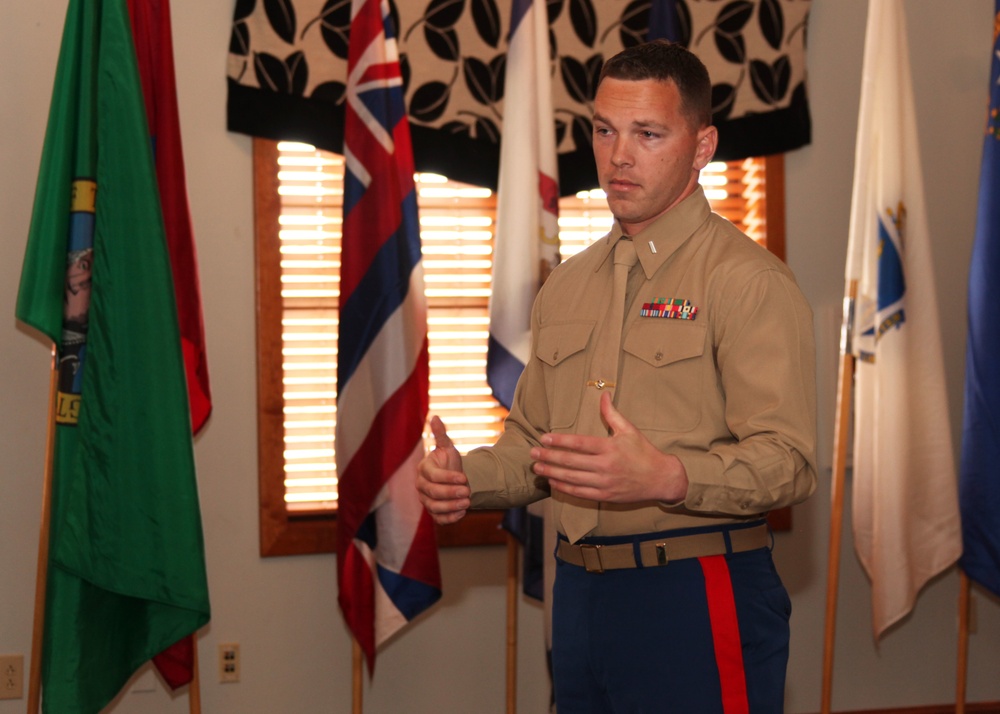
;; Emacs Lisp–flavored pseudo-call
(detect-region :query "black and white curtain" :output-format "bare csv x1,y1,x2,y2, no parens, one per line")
227,0,811,194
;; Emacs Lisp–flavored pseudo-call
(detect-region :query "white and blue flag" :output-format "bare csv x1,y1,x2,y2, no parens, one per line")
845,0,961,638
487,0,560,409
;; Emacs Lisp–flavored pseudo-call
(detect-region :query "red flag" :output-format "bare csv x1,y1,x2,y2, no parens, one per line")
128,0,212,434
127,0,212,688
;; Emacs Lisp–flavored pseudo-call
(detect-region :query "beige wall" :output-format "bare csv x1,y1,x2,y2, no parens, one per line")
2,1,998,712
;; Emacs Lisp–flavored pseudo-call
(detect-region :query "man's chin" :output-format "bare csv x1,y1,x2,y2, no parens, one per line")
605,198,637,222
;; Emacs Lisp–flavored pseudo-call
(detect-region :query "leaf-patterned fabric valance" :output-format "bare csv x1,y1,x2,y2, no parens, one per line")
227,0,811,194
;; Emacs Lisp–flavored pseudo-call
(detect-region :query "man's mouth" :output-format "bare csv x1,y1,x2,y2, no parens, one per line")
607,178,639,192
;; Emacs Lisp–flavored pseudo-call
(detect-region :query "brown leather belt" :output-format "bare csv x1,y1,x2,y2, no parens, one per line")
557,522,769,574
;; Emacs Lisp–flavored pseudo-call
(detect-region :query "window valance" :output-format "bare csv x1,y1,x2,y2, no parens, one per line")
227,0,811,194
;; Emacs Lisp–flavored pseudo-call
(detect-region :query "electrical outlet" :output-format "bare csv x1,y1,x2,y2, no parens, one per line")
0,654,24,700
218,643,240,683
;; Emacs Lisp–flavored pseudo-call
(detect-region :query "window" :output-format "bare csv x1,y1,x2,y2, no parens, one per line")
254,137,787,556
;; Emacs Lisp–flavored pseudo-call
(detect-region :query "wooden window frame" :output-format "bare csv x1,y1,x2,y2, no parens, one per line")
254,137,789,557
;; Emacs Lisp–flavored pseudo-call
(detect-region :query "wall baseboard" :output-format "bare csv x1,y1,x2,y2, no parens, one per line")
822,703,1000,714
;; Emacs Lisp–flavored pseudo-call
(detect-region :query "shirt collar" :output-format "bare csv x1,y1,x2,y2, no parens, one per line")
595,186,712,278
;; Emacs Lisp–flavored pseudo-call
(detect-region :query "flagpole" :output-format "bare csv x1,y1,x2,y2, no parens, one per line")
821,281,857,714
956,571,971,714
506,532,519,714
352,638,363,714
27,347,59,713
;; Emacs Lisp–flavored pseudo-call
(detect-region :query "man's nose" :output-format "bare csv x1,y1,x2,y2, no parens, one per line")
611,138,633,167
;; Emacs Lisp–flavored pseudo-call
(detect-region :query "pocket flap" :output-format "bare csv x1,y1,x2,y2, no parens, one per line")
623,321,707,367
536,321,594,367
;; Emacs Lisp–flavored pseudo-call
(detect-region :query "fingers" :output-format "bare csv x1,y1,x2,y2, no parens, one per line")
538,431,603,454
530,442,618,503
416,475,470,525
546,477,603,503
533,449,607,502
531,443,602,475
418,488,469,517
427,508,468,525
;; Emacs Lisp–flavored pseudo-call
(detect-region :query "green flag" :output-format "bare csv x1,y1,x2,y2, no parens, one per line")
16,0,210,711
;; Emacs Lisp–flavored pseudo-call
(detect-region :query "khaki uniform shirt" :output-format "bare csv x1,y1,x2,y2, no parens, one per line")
464,187,818,536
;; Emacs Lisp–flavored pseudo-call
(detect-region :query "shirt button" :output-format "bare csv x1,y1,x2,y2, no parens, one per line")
654,351,663,361
740,502,750,510
553,350,559,361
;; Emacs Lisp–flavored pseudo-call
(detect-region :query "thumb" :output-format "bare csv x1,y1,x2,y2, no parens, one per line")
428,414,464,473
601,391,635,435
429,415,454,451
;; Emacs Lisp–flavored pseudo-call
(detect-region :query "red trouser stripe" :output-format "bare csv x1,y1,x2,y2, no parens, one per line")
699,554,750,714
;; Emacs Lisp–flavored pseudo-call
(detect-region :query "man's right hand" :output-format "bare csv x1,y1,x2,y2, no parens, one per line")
416,415,472,525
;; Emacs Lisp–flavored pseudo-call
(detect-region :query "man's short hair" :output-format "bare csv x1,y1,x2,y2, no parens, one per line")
598,40,712,129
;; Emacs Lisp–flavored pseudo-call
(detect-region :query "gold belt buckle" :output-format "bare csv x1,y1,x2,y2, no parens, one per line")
579,544,605,573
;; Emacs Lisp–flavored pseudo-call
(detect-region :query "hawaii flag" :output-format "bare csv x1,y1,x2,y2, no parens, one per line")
845,0,961,638
336,0,441,673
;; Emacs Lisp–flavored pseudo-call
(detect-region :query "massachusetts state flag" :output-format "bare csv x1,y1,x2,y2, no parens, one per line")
336,0,441,673
959,0,1000,600
845,0,961,638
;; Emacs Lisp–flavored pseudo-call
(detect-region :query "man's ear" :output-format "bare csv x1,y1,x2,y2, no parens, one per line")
693,126,718,170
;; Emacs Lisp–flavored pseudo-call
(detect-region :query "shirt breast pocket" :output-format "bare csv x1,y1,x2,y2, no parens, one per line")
620,320,708,432
536,321,594,430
